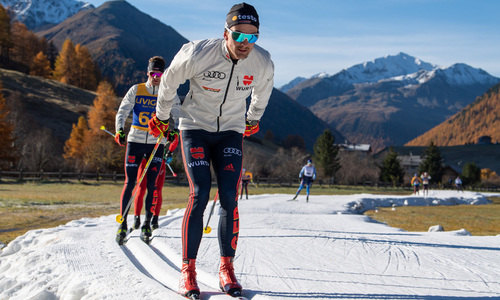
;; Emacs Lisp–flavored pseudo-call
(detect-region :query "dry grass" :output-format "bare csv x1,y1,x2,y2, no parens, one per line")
365,197,500,236
0,181,195,245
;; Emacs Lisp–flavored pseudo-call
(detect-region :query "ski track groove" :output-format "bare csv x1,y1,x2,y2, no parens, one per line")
120,214,251,300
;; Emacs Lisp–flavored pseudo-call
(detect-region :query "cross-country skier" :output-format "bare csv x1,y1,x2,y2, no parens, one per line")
147,3,274,298
132,129,179,230
411,173,422,195
239,168,253,199
455,176,463,192
114,56,179,244
292,159,317,202
420,172,431,196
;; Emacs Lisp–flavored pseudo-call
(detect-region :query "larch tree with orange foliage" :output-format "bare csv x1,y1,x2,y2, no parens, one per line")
0,82,17,169
83,81,124,171
52,39,78,86
30,51,51,78
63,115,89,171
10,22,41,70
0,4,12,64
75,44,98,91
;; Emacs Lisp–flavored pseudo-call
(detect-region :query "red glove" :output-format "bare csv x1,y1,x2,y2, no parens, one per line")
167,129,179,152
148,115,169,138
114,129,126,146
243,119,259,137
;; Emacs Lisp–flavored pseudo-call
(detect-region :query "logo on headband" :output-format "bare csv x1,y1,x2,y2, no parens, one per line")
233,14,258,24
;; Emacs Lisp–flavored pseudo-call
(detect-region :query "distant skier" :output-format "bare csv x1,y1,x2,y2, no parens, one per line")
420,172,431,196
455,176,463,192
240,168,253,199
292,159,317,202
411,173,422,195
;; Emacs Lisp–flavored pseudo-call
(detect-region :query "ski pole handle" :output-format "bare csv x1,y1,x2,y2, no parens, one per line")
100,126,115,138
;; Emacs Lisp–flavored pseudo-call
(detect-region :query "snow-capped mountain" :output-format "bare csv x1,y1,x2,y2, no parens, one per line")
282,52,498,93
283,52,500,152
280,72,329,93
0,0,93,29
337,52,437,85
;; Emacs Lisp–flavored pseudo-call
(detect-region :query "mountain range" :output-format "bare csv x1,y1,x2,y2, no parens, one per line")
35,0,190,97
0,0,93,29
4,0,499,153
283,53,500,151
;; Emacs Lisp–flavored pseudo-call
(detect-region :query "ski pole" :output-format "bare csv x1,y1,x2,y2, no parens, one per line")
100,125,115,137
166,163,177,177
116,133,164,224
203,190,219,234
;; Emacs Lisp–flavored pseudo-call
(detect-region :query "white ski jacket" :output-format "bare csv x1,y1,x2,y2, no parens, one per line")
156,38,274,134
116,80,180,144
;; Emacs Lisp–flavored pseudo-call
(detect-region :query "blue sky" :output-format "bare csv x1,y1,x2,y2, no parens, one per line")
85,0,500,87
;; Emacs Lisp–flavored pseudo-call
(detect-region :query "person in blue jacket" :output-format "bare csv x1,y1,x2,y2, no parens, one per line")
292,159,317,202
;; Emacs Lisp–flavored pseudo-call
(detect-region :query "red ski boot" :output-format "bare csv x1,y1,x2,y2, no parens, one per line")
179,259,200,299
219,256,243,296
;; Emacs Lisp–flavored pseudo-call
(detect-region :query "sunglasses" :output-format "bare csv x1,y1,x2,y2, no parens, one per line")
225,27,259,44
149,72,162,78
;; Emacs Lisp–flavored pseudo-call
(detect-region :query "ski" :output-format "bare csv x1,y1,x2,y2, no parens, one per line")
140,231,151,245
181,291,200,300
116,228,133,246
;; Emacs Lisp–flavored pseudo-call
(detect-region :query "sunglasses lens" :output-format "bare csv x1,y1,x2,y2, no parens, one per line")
231,31,258,43
150,72,162,78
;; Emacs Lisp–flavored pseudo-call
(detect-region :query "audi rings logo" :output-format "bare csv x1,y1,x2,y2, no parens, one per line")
224,147,242,156
203,71,226,79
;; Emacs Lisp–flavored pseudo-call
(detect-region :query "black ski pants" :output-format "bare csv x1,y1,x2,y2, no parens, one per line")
180,129,243,259
120,142,164,224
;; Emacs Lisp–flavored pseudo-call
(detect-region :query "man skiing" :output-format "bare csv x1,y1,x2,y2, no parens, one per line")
411,173,422,195
292,159,317,202
420,172,431,196
455,176,463,192
239,168,253,199
148,3,274,298
114,56,179,245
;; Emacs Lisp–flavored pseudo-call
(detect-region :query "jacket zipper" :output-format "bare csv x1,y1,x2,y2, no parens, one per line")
218,62,236,132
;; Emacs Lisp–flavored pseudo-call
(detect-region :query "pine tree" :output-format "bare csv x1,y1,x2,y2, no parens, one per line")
0,82,17,169
461,162,481,186
313,129,340,182
75,44,97,90
46,40,58,69
419,141,444,184
30,51,51,78
379,147,404,187
83,81,123,171
52,39,78,85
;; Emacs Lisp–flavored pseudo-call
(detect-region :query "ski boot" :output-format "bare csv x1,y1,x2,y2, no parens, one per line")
219,256,242,297
292,194,298,201
115,222,128,245
140,223,152,244
151,215,159,230
133,215,141,230
306,195,309,202
179,259,200,299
